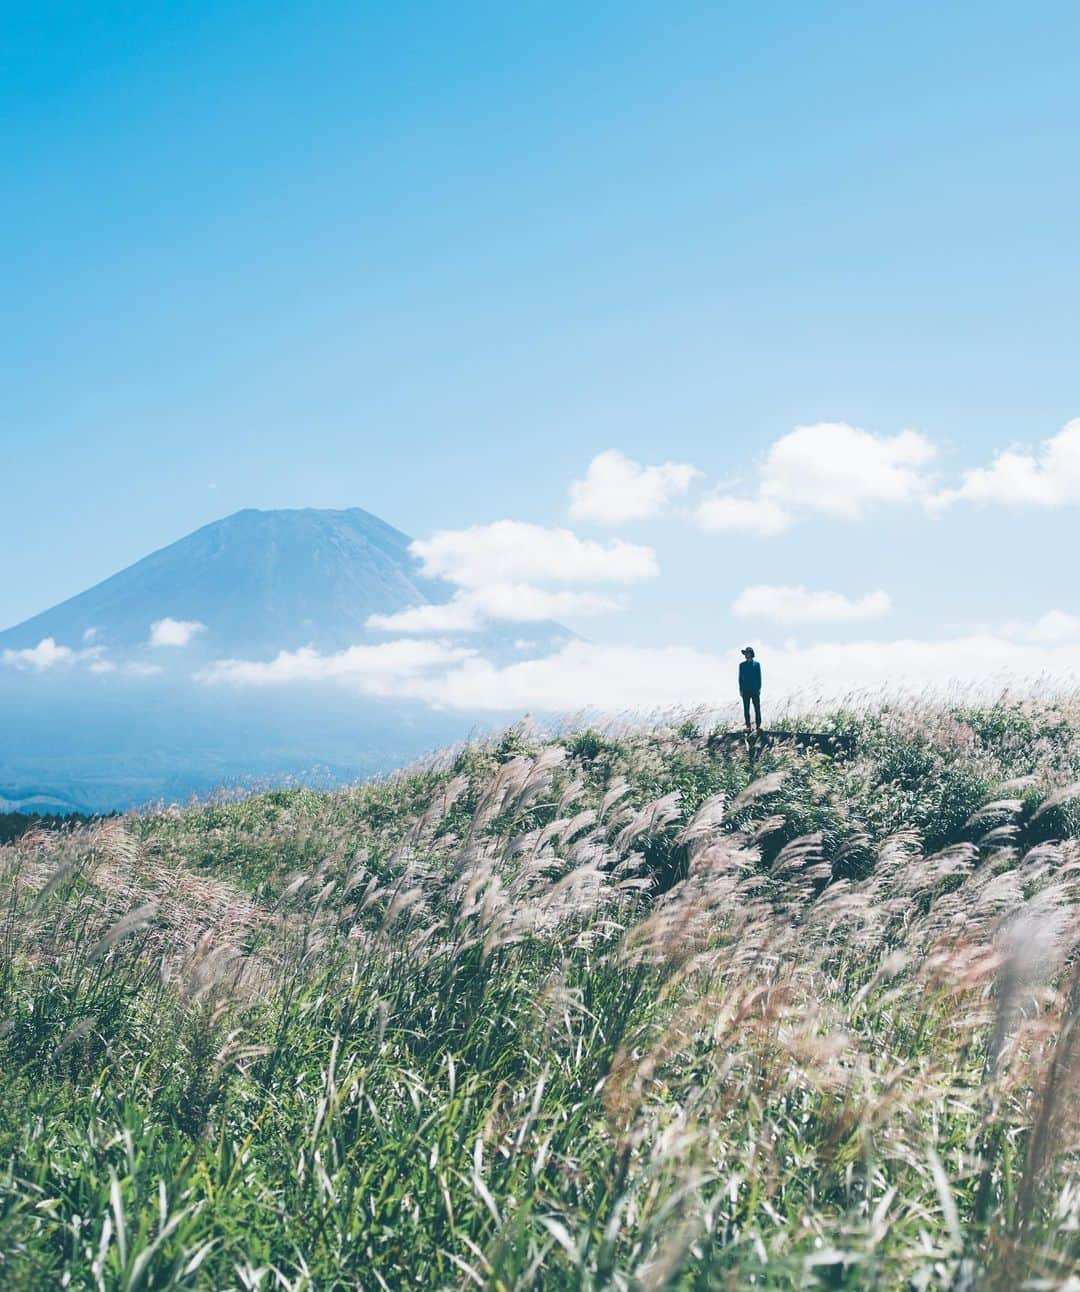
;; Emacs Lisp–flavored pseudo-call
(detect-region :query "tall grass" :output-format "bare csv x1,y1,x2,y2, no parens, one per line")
0,698,1078,1288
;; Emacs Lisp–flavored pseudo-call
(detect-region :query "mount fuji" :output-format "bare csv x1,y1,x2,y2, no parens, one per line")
0,508,567,812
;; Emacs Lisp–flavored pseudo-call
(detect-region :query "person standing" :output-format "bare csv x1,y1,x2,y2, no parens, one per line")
739,646,762,733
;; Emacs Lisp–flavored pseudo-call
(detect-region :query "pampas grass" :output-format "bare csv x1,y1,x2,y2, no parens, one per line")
0,696,1078,1288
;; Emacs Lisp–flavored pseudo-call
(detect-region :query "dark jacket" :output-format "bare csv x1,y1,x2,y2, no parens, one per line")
739,659,761,694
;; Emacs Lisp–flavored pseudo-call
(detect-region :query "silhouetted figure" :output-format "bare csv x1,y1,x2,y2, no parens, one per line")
739,646,762,733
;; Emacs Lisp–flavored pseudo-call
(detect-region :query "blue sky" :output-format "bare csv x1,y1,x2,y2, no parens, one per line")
4,1,1079,687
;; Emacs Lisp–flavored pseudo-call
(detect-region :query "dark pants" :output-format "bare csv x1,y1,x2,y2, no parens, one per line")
741,691,761,727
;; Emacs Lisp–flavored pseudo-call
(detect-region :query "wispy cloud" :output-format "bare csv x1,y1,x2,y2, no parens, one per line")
568,449,701,525
695,494,791,536
367,600,481,634
733,584,892,624
368,583,620,634
149,617,207,648
196,639,474,694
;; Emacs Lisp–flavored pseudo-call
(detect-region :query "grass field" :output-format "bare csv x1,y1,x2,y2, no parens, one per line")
1,700,1078,1289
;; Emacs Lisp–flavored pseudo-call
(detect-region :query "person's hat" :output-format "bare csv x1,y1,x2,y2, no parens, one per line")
741,646,755,658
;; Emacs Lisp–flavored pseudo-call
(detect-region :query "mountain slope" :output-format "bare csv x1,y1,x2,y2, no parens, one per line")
0,508,445,656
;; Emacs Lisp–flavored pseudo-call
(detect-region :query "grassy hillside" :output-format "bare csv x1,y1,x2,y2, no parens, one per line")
1,701,1078,1289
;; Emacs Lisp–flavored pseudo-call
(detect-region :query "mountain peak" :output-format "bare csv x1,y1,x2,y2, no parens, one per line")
0,506,441,656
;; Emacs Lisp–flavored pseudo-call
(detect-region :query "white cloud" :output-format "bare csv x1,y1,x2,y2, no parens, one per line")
568,449,701,524
149,618,207,648
409,642,731,712
368,583,620,634
90,659,165,677
998,609,1080,645
368,600,481,634
196,639,474,695
2,637,170,676
694,494,791,536
82,627,99,643
733,584,892,624
2,637,78,671
694,422,937,536
760,423,937,517
474,583,618,620
412,522,657,588
934,419,1080,508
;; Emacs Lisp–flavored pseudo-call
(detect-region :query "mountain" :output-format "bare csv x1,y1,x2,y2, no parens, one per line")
0,508,446,657
0,507,565,811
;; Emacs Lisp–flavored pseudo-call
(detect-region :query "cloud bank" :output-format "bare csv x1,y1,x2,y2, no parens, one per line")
197,612,1080,713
